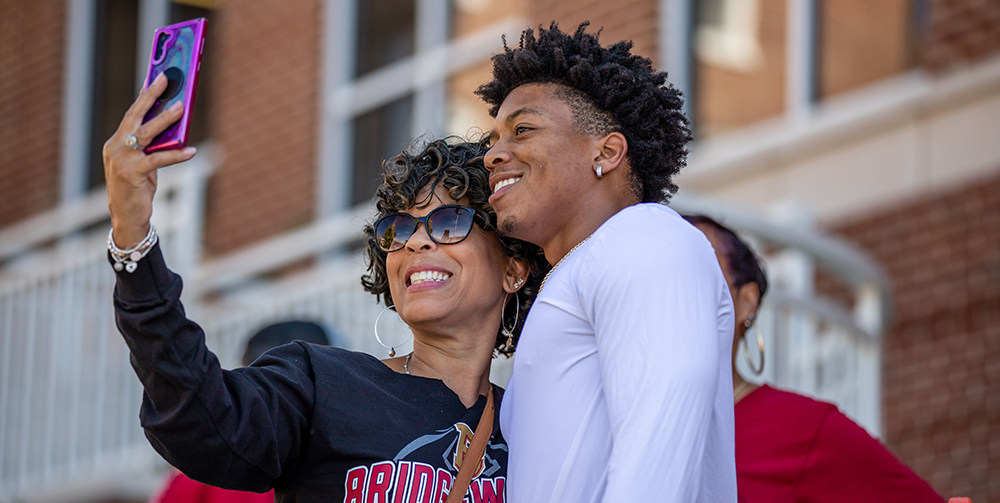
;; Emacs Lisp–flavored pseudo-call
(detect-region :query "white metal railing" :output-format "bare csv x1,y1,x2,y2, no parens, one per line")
672,192,890,436
0,152,214,501
193,191,890,436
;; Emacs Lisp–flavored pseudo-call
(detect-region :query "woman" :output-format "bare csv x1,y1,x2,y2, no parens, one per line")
105,74,546,501
685,215,943,503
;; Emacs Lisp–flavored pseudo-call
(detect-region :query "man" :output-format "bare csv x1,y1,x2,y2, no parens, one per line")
477,23,737,501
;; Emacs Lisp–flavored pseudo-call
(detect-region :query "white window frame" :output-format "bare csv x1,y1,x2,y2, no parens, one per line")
60,0,169,203
317,0,525,216
695,0,764,73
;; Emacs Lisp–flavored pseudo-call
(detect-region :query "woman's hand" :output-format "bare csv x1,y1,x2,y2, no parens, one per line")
103,73,197,249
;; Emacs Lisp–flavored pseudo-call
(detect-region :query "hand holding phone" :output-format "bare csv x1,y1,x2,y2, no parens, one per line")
141,18,206,154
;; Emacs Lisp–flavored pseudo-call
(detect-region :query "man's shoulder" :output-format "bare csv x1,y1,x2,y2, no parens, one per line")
592,203,712,257
602,204,700,237
608,202,676,224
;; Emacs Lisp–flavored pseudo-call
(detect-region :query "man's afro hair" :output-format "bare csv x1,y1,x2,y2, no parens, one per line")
476,22,692,203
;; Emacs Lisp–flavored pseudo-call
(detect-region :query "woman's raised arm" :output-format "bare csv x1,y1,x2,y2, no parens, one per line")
103,72,197,249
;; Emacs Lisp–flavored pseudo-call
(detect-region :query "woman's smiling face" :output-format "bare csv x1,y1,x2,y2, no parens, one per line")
385,183,510,333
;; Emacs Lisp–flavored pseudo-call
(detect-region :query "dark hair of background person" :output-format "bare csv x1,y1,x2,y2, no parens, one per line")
684,215,769,301
242,321,331,366
361,137,550,357
475,21,692,204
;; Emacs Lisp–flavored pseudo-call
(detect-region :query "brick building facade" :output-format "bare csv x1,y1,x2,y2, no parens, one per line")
832,171,1000,498
0,0,66,228
203,0,323,254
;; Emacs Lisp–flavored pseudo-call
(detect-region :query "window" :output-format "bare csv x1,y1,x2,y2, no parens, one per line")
696,0,763,73
84,0,215,192
351,96,414,205
320,0,513,212
350,0,417,205
692,0,786,138
87,0,139,191
355,0,416,77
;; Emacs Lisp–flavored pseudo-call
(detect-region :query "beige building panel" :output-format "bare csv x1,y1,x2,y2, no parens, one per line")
679,167,789,215
684,68,1000,225
779,125,923,222
927,92,1000,191
685,124,924,223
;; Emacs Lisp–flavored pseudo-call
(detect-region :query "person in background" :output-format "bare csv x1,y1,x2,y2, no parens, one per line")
686,214,944,503
149,321,331,503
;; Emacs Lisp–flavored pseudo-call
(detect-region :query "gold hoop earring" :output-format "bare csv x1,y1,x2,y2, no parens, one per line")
742,314,765,375
500,292,519,351
374,305,412,357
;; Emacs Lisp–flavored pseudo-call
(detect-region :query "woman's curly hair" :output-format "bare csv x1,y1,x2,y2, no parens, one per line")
476,21,692,203
361,136,549,356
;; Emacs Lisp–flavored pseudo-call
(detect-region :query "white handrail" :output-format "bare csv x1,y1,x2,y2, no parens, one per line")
194,203,375,294
0,145,218,266
671,191,893,332
0,154,215,501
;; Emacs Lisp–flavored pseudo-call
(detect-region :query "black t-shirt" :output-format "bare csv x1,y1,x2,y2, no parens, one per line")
112,245,507,502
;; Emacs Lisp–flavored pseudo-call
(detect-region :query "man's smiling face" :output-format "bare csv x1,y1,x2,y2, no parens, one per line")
484,83,599,249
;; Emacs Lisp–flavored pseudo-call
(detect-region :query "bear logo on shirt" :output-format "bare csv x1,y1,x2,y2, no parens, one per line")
454,422,486,478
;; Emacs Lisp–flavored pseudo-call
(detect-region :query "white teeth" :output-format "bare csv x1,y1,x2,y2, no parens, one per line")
493,177,521,193
409,270,452,285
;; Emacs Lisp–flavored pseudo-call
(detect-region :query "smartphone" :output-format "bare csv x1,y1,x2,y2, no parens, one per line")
140,18,207,154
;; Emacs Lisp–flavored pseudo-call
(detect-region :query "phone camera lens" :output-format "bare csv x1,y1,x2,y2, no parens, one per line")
154,32,171,61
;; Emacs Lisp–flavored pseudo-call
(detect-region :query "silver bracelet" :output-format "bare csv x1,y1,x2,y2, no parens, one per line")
108,225,158,273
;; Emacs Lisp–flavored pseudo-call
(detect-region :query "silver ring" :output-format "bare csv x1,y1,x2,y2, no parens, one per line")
125,134,142,150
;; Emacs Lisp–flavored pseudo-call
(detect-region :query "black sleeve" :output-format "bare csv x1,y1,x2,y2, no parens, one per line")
111,243,315,492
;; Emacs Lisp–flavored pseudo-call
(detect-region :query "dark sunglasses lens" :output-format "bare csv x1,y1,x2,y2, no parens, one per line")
375,215,415,252
429,207,475,244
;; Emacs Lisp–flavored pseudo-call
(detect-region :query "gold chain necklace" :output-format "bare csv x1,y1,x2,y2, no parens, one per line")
539,236,592,292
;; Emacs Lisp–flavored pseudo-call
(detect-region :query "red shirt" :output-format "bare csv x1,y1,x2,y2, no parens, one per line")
735,384,943,503
150,471,274,503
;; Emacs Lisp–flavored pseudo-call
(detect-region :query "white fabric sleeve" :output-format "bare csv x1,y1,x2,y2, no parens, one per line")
578,213,731,502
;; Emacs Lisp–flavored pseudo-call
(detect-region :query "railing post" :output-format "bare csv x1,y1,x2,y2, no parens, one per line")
854,282,884,437
768,204,818,395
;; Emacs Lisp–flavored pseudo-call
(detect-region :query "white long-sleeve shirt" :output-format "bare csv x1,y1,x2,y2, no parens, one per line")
500,203,737,502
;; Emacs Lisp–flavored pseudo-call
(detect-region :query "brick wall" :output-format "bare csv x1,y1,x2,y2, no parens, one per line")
529,0,658,62
827,170,1000,500
202,0,322,256
923,0,1000,72
0,0,65,228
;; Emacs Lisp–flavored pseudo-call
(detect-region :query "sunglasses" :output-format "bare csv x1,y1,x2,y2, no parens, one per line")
374,205,482,253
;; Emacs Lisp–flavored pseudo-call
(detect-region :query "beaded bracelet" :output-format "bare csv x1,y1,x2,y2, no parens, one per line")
107,225,158,273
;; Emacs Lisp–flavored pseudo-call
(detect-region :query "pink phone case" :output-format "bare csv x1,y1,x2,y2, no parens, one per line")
141,18,206,154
